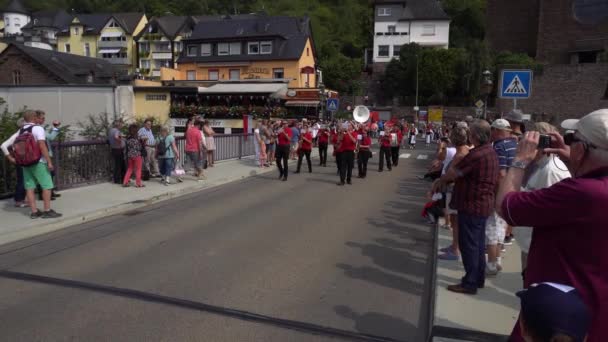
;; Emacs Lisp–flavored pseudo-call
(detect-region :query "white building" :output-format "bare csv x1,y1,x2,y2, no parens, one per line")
372,0,450,65
2,0,30,36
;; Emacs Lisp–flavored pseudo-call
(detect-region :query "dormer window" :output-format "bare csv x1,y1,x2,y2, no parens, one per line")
260,41,272,54
187,45,197,56
108,19,119,28
378,7,391,16
73,27,80,35
248,42,260,55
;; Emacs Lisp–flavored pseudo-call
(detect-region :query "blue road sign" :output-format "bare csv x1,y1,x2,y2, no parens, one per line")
499,69,533,99
327,98,339,112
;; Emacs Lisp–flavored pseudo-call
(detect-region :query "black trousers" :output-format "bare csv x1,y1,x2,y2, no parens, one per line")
390,146,400,166
318,143,328,166
276,144,290,178
340,150,355,183
335,151,343,175
379,146,392,171
357,150,370,177
111,148,126,184
297,149,312,172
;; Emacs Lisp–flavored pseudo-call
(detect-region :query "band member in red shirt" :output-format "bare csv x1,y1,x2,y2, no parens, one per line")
296,124,313,173
338,123,357,185
378,128,392,172
332,126,343,176
357,128,372,178
317,125,330,167
390,125,403,167
276,121,292,181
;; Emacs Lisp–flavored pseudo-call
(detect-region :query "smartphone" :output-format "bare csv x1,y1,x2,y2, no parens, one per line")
538,134,551,149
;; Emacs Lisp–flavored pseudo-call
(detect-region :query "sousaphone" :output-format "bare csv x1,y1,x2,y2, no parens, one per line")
353,105,370,123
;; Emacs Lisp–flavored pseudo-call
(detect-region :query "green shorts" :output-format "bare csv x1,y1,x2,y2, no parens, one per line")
23,162,54,190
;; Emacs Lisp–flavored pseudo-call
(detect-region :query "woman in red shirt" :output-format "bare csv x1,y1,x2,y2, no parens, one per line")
276,121,292,181
357,128,373,178
296,124,313,173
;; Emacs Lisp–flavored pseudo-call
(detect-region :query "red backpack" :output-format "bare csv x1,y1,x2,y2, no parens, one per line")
13,126,42,167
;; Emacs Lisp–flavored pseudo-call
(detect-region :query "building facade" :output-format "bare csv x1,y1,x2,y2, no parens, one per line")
56,13,147,73
372,0,450,65
1,0,30,36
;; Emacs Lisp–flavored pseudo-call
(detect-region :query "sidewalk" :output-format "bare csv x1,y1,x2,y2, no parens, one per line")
432,222,521,341
0,152,318,247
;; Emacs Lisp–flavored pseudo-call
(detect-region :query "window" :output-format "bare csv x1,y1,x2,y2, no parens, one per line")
140,60,150,69
145,94,167,101
187,45,197,56
218,43,230,56
65,43,71,53
14,18,20,26
307,47,310,56
388,25,396,34
229,42,241,55
248,42,260,55
201,43,212,56
378,7,391,16
84,43,90,57
229,69,240,80
422,24,436,36
208,70,219,81
578,51,599,64
139,42,149,53
393,45,401,57
12,70,21,85
74,27,80,35
378,45,389,57
187,70,196,80
175,42,182,52
260,41,272,54
108,20,119,28
5,18,8,26
273,68,284,79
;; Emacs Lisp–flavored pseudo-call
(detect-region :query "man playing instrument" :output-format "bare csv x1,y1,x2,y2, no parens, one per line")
338,123,357,186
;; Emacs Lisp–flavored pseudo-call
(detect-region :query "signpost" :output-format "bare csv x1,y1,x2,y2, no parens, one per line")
499,69,533,110
327,98,339,112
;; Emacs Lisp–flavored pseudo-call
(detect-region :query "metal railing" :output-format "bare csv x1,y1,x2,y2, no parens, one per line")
0,134,255,199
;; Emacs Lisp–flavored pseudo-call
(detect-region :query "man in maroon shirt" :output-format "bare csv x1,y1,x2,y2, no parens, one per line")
434,119,499,295
275,121,292,181
296,124,313,173
357,128,372,178
496,109,608,342
338,123,357,185
378,130,392,172
317,125,329,167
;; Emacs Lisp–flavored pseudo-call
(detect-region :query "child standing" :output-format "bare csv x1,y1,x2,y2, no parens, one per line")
259,140,268,168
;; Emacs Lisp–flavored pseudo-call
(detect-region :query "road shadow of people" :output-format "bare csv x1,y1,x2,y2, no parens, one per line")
334,305,419,341
336,263,424,296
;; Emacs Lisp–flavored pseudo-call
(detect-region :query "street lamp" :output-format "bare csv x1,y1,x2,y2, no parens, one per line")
481,69,493,120
318,83,326,120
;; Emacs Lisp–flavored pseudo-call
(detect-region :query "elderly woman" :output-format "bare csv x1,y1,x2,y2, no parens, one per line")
157,126,180,185
123,124,146,188
203,120,216,167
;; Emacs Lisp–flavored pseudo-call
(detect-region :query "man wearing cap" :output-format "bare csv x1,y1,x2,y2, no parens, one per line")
485,119,518,276
496,109,608,341
504,109,526,138
517,282,591,342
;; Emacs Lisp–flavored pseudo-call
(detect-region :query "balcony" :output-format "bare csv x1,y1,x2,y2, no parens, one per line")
100,57,129,65
151,69,161,77
151,52,172,60
98,40,128,48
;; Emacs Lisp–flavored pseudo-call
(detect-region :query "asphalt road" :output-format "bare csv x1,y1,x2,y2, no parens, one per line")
0,147,436,342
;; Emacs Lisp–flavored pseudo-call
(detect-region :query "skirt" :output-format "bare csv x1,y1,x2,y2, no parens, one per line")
206,136,216,151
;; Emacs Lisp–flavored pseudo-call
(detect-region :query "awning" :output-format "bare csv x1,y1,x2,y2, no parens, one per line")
101,31,124,38
99,48,121,54
198,83,288,98
285,100,320,107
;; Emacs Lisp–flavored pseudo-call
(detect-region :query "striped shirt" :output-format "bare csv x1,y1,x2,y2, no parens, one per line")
453,143,499,217
493,138,518,169
138,127,155,147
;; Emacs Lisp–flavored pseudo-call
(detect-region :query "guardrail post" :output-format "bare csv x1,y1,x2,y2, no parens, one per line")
54,142,62,190
238,134,243,159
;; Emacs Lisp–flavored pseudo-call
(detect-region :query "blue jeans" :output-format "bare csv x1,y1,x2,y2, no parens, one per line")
159,158,174,178
458,213,488,290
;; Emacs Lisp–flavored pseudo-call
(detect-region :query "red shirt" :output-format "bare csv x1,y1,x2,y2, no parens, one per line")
503,167,608,342
318,129,329,144
341,132,357,151
300,132,313,150
185,126,202,152
397,130,403,143
380,134,391,148
277,128,292,146
359,136,372,150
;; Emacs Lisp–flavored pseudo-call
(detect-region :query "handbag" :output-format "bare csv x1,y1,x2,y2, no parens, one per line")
172,162,186,177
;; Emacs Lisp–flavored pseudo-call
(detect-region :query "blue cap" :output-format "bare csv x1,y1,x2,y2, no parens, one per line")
517,282,591,342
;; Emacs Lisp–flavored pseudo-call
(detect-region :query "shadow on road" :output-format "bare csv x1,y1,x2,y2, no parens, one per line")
334,305,415,342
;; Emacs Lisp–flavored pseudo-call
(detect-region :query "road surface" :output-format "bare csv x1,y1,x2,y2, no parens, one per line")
0,147,436,342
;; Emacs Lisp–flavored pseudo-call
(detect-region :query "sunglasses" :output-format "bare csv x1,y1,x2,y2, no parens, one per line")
564,132,596,149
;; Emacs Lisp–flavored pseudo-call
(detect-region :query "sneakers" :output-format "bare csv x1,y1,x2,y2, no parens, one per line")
486,267,499,277
30,211,43,219
439,249,459,261
42,209,62,219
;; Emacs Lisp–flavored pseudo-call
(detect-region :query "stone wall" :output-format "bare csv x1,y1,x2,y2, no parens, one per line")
496,64,608,123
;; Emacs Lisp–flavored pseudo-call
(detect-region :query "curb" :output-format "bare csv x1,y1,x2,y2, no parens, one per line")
0,155,317,247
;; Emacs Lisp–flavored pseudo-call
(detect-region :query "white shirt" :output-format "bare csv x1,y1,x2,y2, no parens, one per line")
442,147,457,175
514,156,571,253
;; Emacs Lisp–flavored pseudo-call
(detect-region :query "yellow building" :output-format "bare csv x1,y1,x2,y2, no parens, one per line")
165,15,318,89
132,80,172,123
56,13,147,73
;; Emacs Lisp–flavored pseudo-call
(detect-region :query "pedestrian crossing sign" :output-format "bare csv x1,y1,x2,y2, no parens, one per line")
327,98,339,112
499,70,532,99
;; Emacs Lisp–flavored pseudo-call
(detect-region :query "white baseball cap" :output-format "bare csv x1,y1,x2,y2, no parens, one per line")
562,109,608,150
491,118,512,131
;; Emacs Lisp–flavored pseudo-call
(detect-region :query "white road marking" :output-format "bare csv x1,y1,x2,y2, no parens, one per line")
400,154,412,159
417,154,429,160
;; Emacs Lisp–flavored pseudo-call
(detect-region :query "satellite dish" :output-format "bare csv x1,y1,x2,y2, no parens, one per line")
353,105,370,123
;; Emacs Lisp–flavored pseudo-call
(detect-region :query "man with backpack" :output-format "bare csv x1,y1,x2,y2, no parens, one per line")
2,110,62,219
